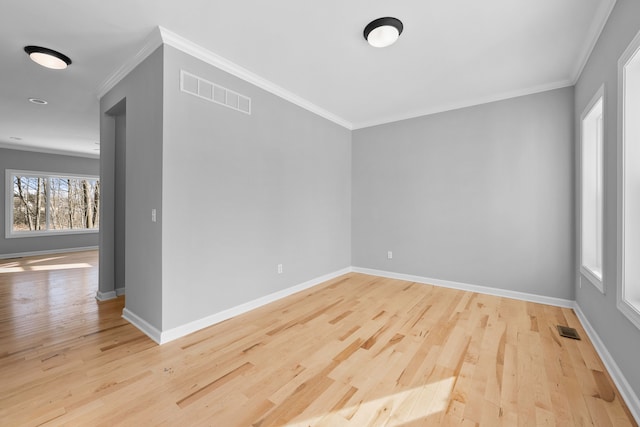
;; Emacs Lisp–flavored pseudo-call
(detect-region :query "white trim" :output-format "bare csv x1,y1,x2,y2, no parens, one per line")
574,303,640,423
617,300,640,335
579,83,605,135
6,229,99,239
95,287,125,301
95,290,116,301
578,84,605,294
617,28,640,331
158,27,352,130
114,265,639,420
354,268,639,421
96,24,617,135
580,266,604,293
122,308,162,344
351,80,574,130
6,169,100,239
0,245,98,260
96,27,164,99
97,26,352,129
0,142,99,159
351,267,575,308
570,0,618,83
158,267,351,344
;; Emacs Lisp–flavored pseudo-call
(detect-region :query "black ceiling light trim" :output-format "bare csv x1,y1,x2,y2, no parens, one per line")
363,17,404,48
24,45,72,69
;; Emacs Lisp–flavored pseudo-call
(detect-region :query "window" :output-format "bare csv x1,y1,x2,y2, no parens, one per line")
618,29,640,330
6,170,100,238
580,86,604,292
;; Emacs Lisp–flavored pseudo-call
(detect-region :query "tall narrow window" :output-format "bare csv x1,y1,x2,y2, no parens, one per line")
580,86,604,292
619,30,640,330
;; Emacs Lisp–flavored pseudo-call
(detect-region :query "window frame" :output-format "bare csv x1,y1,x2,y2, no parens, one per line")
5,169,100,239
579,84,605,293
617,28,640,331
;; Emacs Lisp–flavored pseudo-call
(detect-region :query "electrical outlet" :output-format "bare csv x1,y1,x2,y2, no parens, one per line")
277,264,283,274
151,209,157,222
387,251,393,260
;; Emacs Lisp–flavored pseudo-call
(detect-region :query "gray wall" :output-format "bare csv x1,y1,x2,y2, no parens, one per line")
0,147,99,257
161,46,352,330
100,47,163,329
352,87,574,300
574,0,640,398
114,113,126,291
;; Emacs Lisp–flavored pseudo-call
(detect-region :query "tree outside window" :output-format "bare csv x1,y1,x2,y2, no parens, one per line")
9,171,99,236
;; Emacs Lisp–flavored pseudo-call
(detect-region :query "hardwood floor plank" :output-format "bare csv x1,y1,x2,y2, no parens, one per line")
0,251,636,426
176,361,254,408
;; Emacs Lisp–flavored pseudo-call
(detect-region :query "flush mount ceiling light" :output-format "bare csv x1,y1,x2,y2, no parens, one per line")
28,97,48,105
364,17,403,48
24,45,71,70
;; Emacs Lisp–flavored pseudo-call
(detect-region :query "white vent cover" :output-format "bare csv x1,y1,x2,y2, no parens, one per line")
180,70,251,115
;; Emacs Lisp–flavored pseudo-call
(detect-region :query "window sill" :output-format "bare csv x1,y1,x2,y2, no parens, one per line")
580,266,604,293
618,297,640,331
6,229,99,239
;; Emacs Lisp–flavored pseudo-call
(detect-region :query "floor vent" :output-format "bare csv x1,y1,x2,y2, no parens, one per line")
180,70,251,115
557,325,581,340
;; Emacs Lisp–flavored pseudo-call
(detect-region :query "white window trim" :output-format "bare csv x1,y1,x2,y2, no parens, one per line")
5,169,100,239
617,28,640,331
579,84,605,293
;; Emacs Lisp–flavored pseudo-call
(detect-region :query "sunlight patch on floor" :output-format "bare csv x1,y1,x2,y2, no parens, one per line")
0,262,92,273
288,377,456,426
26,256,65,264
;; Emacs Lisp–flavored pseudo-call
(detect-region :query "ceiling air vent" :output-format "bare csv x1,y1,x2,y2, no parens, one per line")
180,70,251,115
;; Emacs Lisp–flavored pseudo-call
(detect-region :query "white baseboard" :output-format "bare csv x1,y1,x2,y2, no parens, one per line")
95,290,117,301
352,266,575,308
573,304,640,423
122,308,162,344
158,267,352,344
95,287,125,301
4,242,633,418
354,267,639,421
116,264,639,422
0,246,99,260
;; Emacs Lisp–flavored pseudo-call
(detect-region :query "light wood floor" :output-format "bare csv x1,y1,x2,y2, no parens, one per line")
0,251,636,426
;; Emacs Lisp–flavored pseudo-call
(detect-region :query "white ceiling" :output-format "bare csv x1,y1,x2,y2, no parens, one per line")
0,0,616,157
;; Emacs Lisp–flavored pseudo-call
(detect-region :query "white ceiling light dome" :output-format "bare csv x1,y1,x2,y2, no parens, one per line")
24,45,71,70
364,17,403,48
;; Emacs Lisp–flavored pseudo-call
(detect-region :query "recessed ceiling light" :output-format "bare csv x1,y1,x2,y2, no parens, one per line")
28,97,48,105
364,17,404,48
24,45,71,70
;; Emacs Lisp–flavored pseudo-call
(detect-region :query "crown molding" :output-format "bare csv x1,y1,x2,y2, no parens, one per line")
351,79,574,130
95,26,353,129
97,12,610,133
0,141,99,159
96,27,164,99
157,26,353,130
570,0,617,83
